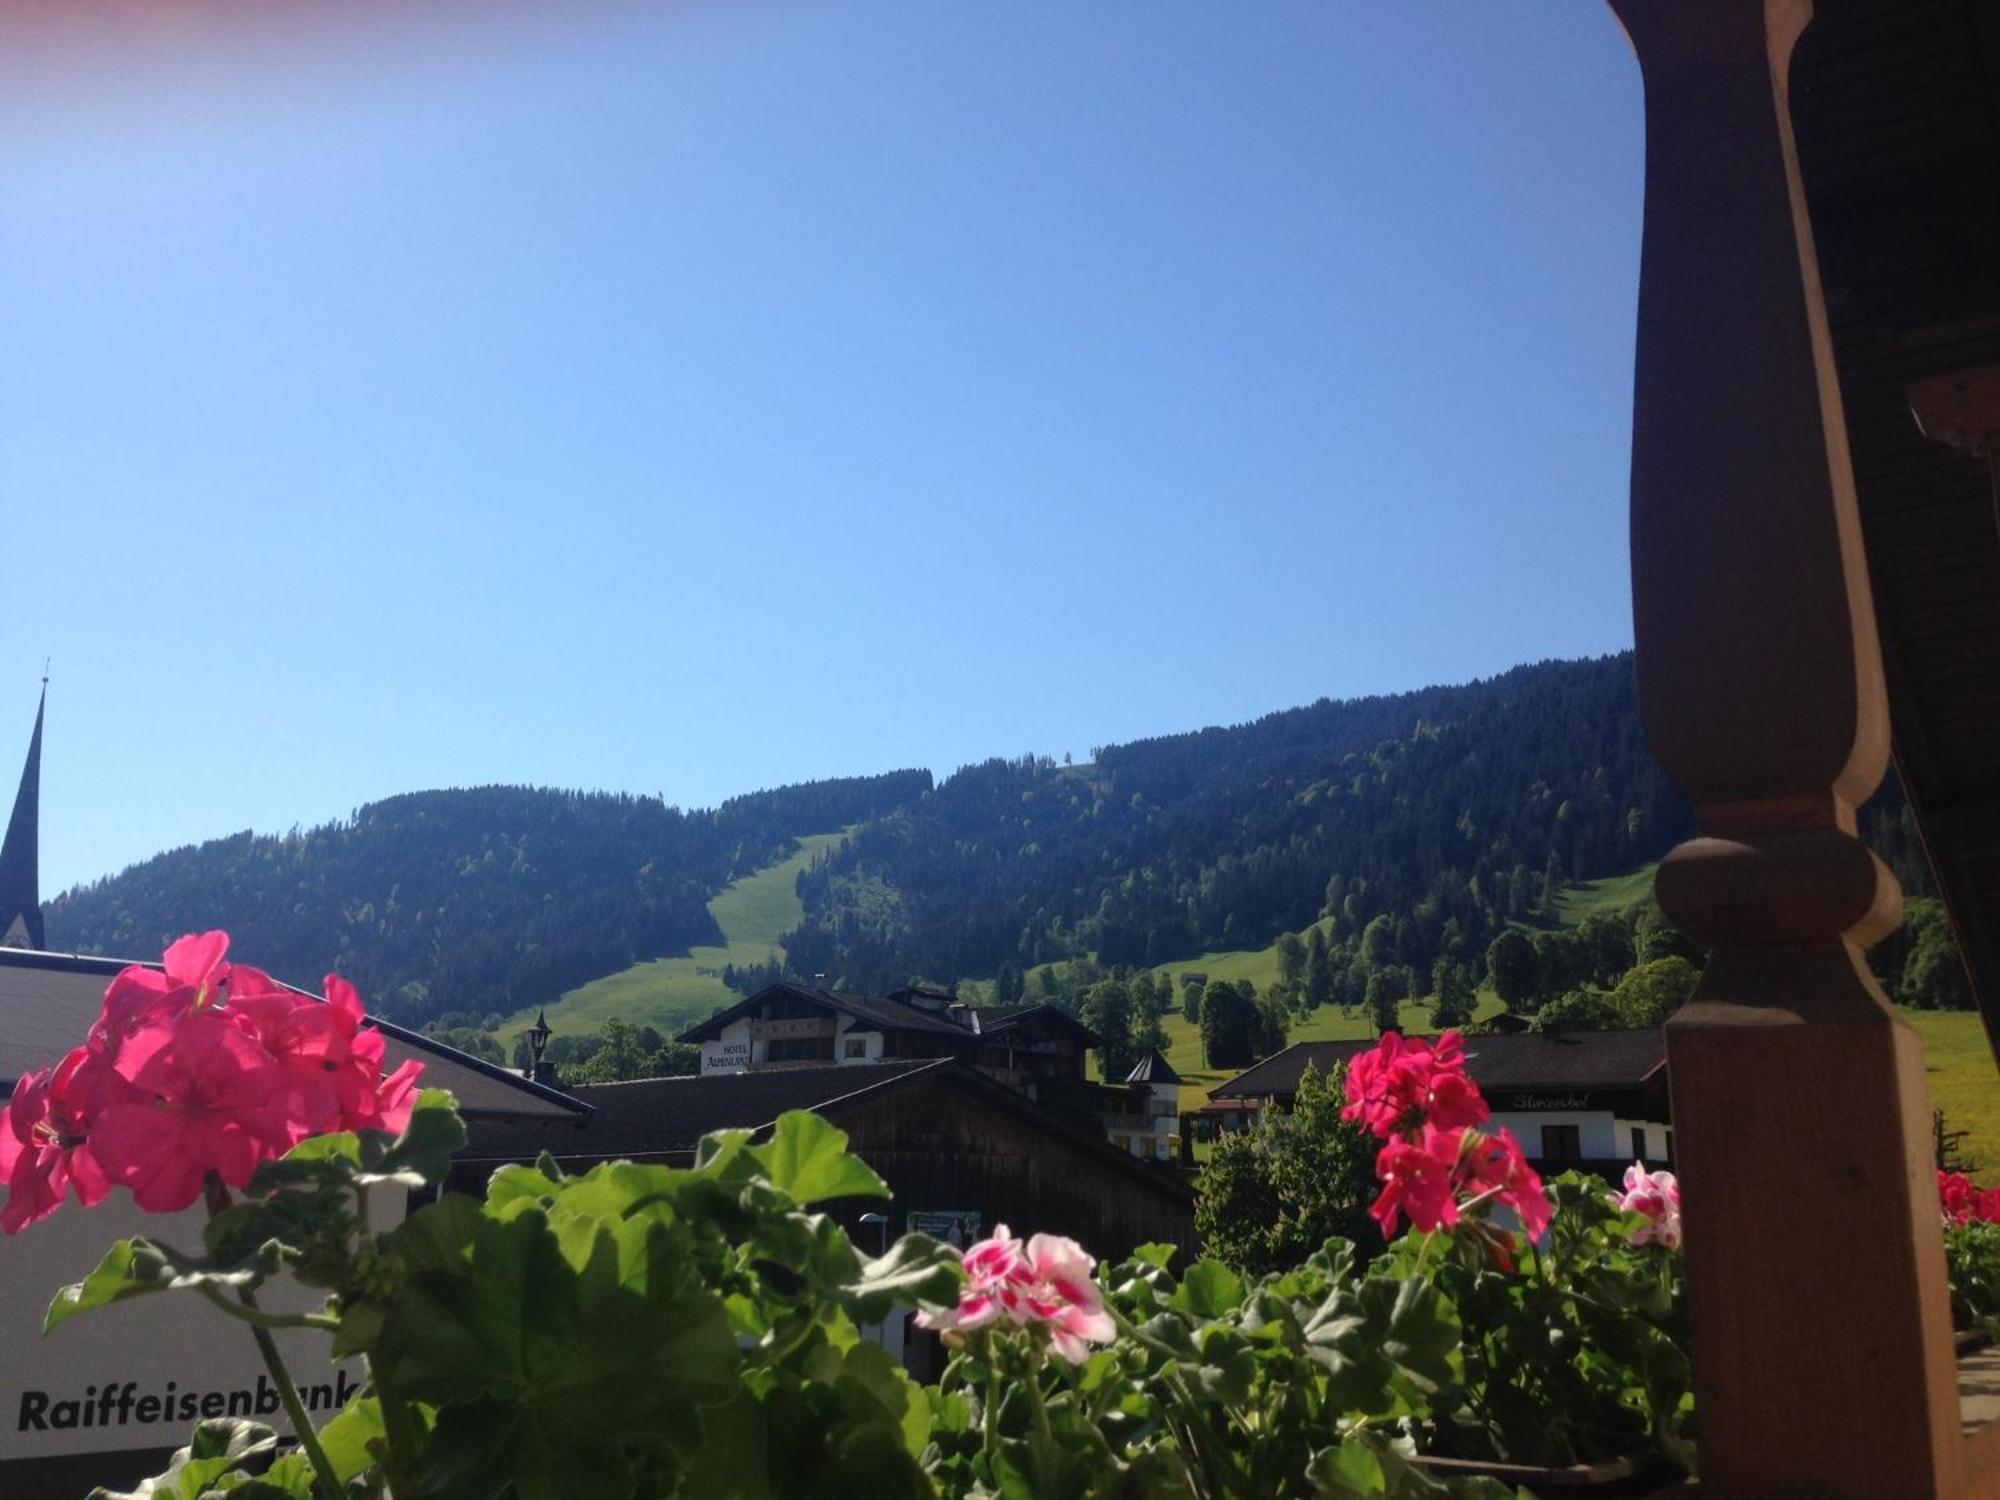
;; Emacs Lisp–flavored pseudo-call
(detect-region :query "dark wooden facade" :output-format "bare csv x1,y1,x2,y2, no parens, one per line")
832,1074,1195,1264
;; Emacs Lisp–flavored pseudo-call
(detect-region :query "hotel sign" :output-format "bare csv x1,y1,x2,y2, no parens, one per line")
1494,1091,1617,1112
701,1040,751,1075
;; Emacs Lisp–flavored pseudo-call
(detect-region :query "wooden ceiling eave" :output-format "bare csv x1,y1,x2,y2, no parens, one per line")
1789,0,2000,1058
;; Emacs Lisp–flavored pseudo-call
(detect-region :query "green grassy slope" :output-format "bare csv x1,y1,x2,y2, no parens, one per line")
1547,864,1659,926
1901,1010,2000,1180
1126,917,1502,1112
499,830,848,1046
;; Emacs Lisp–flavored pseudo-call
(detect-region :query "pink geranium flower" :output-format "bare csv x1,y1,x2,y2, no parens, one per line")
1610,1162,1682,1248
1,931,424,1233
1370,1127,1465,1238
0,1050,117,1233
1342,1031,1489,1141
89,929,232,1053
93,1010,299,1212
1459,1126,1552,1241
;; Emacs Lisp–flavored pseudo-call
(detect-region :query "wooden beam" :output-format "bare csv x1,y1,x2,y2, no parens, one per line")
1608,0,1966,1492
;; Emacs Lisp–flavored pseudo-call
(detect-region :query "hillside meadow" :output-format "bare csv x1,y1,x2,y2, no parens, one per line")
499,830,848,1048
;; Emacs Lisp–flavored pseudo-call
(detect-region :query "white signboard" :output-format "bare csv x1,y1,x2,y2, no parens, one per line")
701,1040,751,1075
0,1192,401,1462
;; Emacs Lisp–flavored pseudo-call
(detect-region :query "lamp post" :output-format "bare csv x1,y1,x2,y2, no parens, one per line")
858,1212,889,1257
525,1008,553,1082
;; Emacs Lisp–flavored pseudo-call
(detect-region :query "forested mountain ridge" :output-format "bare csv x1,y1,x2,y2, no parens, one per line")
42,652,1929,1038
45,772,930,1030
780,654,1925,994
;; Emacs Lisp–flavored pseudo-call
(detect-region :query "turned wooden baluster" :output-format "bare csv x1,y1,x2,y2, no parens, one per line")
1608,1,1965,1494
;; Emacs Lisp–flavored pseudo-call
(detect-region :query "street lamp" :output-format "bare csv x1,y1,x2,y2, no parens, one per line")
525,1008,553,1079
858,1211,890,1256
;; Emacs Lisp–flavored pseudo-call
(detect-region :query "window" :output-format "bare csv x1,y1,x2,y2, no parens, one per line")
844,1037,868,1059
1631,1125,1648,1161
1541,1124,1582,1162
767,1036,835,1063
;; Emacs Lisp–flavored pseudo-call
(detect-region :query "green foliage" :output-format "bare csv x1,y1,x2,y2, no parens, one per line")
1429,962,1476,1030
1897,899,1974,1011
555,1018,700,1084
1484,931,1537,1013
1304,928,1334,1011
1366,972,1400,1035
1132,975,1171,1056
1194,1065,1378,1277
1947,1221,2000,1338
1081,979,1139,1083
1606,957,1699,1027
1377,1174,1694,1473
1200,981,1261,1070
1531,988,1618,1034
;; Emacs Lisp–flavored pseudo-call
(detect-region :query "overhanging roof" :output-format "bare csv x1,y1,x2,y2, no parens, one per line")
678,982,974,1044
1210,1030,1666,1103
458,1056,1194,1205
0,947,586,1121
1790,0,2000,1038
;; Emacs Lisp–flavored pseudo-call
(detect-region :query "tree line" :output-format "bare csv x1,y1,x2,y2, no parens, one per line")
46,771,930,1030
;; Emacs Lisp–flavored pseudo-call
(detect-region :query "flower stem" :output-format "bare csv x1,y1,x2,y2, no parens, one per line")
199,1172,343,1500
193,1283,339,1332
242,1308,345,1500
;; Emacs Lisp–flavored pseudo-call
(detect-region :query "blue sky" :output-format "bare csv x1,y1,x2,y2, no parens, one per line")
1,2,1644,895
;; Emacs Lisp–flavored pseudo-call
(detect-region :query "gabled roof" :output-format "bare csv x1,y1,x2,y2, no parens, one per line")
1210,1029,1666,1103
976,1002,1101,1047
457,1056,1194,1206
679,982,1101,1046
1126,1049,1181,1085
679,982,975,1044
0,946,587,1121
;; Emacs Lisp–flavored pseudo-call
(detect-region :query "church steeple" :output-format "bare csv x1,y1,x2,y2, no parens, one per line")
0,677,46,950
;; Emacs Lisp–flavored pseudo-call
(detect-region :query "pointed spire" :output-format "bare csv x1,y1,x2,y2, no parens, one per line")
0,677,45,950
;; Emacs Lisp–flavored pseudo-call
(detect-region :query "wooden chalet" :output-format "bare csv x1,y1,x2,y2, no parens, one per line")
458,1058,1196,1264
1612,0,2000,1491
680,980,1098,1081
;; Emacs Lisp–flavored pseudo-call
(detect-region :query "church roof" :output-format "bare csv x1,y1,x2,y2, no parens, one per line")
0,685,44,952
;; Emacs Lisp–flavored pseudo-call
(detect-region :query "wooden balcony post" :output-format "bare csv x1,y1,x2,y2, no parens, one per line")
1608,1,1963,1494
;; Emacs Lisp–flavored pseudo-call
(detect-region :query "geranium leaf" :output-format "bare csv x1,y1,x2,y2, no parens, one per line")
839,1233,962,1323
1172,1258,1245,1319
370,1088,465,1186
752,1112,888,1204
46,1237,281,1333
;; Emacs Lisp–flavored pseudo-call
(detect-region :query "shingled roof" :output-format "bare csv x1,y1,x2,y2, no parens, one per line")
677,982,1101,1047
679,982,973,1043
1209,1029,1666,1103
0,947,586,1122
458,1057,1194,1207
462,1059,940,1160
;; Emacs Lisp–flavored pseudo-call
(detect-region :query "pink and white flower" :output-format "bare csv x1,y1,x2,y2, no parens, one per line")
1609,1162,1682,1249
916,1225,1115,1363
